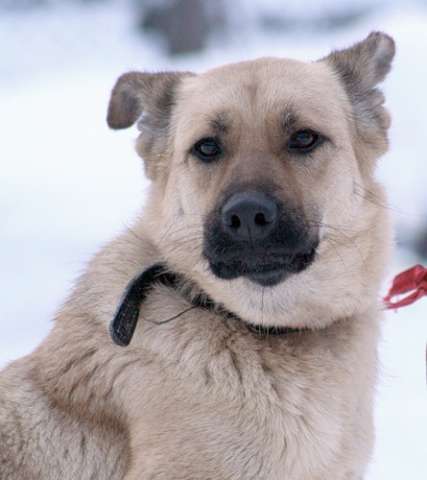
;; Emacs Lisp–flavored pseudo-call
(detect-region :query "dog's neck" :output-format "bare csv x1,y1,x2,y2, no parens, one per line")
35,258,307,428
110,263,303,347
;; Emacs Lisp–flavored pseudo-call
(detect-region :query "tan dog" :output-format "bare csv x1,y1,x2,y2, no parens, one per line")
0,32,395,480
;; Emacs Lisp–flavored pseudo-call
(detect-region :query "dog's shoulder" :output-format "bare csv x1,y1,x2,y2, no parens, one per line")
0,354,129,479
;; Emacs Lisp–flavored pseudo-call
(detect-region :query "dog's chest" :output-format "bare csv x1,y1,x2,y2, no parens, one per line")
135,316,360,479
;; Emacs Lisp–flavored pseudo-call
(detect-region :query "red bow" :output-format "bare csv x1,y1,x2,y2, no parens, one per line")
384,264,427,310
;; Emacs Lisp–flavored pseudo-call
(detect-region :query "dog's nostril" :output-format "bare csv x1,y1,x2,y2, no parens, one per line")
254,212,267,226
221,191,278,241
230,214,241,229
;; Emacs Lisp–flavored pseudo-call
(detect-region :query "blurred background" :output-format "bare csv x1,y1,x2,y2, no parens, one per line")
0,0,426,478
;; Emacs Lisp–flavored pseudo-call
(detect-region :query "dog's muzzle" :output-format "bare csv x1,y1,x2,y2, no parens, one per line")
203,190,319,287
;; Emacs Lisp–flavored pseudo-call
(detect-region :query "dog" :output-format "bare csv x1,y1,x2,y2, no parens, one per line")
0,31,395,479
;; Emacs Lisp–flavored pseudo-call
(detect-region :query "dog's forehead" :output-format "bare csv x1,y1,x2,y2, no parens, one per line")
179,57,344,118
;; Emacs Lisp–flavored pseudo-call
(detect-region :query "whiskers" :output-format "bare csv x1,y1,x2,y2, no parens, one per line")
305,218,362,273
353,181,423,222
353,181,392,211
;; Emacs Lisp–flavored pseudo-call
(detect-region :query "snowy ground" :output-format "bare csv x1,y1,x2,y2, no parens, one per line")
0,1,426,478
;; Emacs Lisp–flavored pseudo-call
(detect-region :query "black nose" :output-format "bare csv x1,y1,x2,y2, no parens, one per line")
221,192,278,242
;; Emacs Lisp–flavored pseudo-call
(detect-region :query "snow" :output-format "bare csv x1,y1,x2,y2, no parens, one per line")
0,1,426,478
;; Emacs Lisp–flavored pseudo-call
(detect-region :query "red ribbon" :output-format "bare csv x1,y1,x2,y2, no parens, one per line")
384,264,427,310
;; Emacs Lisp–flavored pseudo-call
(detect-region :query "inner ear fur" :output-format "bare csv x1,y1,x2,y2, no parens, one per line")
323,31,395,157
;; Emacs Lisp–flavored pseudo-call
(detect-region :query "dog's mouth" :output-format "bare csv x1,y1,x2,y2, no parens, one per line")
208,247,317,287
203,187,320,287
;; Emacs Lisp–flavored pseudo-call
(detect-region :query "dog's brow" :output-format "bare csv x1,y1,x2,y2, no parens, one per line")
282,108,298,133
209,112,230,135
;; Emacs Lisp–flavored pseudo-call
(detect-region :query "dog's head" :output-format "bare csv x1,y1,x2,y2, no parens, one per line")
107,32,395,329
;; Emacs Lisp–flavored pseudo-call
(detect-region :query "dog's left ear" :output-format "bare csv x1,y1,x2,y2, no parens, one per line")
323,32,395,152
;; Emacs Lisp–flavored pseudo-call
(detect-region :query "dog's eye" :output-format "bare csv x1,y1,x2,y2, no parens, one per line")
288,130,322,153
192,138,222,162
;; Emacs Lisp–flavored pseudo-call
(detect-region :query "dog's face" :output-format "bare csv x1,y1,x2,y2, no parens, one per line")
108,32,395,328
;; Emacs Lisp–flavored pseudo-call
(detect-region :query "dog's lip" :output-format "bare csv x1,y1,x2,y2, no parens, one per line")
246,267,289,287
207,247,317,286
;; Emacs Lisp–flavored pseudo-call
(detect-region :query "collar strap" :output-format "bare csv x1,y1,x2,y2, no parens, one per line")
110,264,170,346
109,263,301,347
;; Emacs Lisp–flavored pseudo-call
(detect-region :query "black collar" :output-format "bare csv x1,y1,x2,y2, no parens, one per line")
109,263,301,347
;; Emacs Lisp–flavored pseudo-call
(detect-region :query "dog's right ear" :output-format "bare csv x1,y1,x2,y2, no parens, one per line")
107,71,194,179
107,71,192,130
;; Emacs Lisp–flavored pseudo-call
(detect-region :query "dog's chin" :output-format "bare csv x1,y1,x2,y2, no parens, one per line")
208,248,317,287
